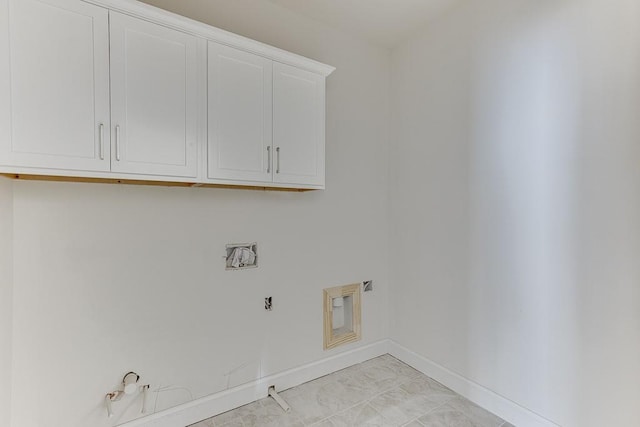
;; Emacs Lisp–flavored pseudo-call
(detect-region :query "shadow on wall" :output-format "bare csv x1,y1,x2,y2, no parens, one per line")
468,2,640,425
391,0,640,426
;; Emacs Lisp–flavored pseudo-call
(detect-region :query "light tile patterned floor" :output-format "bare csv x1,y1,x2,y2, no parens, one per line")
189,354,514,427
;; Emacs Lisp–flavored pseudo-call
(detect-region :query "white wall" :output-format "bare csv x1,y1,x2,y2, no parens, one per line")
8,1,390,426
390,1,640,426
0,177,13,427
13,1,640,426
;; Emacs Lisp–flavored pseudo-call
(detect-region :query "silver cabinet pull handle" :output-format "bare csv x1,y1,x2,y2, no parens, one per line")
267,146,271,173
115,125,121,161
99,123,105,160
276,147,280,174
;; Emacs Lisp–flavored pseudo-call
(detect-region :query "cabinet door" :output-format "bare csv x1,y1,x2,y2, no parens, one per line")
273,63,325,187
208,42,273,182
109,12,200,178
0,0,111,171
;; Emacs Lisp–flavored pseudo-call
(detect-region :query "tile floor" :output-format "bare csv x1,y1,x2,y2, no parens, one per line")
189,354,514,427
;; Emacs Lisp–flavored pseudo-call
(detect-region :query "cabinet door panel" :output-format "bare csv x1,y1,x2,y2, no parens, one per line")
273,63,325,186
110,12,200,178
0,0,110,171
208,42,272,182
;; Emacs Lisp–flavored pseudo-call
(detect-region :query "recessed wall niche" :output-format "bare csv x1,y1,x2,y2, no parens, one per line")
323,283,361,350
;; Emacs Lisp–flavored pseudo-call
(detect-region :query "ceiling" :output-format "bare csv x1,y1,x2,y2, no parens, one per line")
267,0,460,48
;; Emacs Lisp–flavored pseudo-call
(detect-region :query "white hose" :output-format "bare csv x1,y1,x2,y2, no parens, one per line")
268,386,291,412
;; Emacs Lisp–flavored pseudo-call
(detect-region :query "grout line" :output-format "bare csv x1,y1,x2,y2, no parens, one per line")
405,417,427,427
307,373,451,426
306,379,411,426
419,400,450,417
327,361,445,424
212,354,501,427
367,403,387,423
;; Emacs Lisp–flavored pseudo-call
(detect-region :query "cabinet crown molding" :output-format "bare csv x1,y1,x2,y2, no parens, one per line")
84,0,336,77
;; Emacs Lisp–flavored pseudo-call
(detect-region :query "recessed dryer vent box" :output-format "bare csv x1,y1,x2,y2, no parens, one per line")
226,243,258,270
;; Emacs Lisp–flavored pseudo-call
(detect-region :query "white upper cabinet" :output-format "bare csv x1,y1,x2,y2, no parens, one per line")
109,12,201,178
0,0,111,171
0,0,333,189
208,42,273,182
273,62,325,187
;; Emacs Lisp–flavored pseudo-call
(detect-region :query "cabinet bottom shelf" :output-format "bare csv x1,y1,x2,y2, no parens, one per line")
0,173,314,192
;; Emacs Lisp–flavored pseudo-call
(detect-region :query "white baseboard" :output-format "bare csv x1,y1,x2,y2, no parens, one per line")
120,339,558,427
120,340,389,427
388,340,560,427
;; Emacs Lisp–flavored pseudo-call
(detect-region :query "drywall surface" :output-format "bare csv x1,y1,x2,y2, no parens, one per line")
390,1,640,426
0,177,13,427
8,2,390,426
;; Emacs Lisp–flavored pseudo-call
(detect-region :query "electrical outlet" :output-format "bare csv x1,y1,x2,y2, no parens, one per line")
265,297,273,311
362,280,373,292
